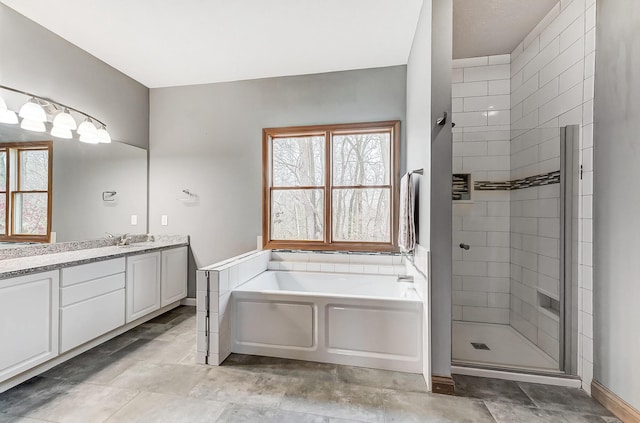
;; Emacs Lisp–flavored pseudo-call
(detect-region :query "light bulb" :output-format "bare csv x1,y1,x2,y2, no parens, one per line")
96,126,111,143
19,98,47,122
79,132,99,144
0,110,18,124
20,118,46,132
51,126,72,139
77,118,97,135
53,109,77,130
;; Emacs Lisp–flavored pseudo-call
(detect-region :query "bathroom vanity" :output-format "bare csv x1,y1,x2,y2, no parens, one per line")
0,237,189,393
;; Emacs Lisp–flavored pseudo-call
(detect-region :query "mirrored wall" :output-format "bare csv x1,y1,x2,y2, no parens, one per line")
0,124,147,244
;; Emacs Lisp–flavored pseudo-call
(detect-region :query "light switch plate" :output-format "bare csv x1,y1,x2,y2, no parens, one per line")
131,215,138,225
161,215,168,226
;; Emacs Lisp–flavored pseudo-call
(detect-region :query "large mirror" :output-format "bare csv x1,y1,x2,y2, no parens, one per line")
0,124,147,244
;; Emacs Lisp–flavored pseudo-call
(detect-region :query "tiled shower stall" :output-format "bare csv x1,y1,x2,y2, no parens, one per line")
451,0,596,387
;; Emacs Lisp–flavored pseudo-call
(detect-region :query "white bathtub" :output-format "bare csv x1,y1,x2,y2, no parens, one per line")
231,271,423,373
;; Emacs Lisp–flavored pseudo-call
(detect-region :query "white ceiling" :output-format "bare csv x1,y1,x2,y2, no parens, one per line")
453,0,559,59
1,0,423,88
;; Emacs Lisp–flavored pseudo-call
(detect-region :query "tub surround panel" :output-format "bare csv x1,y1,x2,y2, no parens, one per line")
231,273,423,373
196,250,271,365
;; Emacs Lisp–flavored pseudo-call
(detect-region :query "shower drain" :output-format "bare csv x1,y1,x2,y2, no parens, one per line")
471,342,490,350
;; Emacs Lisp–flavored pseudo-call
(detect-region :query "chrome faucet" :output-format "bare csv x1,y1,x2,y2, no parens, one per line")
116,233,131,246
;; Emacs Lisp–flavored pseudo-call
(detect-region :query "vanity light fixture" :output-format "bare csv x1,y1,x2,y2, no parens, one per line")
0,84,112,145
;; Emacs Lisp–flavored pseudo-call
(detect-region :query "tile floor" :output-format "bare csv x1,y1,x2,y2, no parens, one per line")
0,306,619,423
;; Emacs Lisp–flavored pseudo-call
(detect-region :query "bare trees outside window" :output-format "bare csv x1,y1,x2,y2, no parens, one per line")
263,121,399,251
0,142,52,243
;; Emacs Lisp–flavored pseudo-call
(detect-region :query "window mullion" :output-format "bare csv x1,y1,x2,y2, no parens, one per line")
324,130,332,245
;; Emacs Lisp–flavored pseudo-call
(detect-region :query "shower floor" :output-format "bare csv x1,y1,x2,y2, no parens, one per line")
452,321,560,373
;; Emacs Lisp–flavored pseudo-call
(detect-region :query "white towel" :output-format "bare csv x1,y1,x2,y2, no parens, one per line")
398,172,416,252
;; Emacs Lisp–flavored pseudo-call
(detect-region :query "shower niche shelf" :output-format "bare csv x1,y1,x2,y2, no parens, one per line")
537,290,560,321
453,173,472,202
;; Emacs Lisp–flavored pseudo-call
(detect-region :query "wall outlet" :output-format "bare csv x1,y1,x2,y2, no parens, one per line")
161,215,168,226
131,215,138,225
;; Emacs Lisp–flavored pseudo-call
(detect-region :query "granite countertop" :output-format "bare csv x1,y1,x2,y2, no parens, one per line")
0,239,188,280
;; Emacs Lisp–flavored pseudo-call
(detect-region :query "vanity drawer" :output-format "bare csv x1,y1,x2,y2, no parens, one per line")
60,273,125,307
61,258,126,287
60,288,125,353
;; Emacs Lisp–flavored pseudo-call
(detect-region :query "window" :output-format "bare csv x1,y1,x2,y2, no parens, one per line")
0,142,53,243
262,121,399,251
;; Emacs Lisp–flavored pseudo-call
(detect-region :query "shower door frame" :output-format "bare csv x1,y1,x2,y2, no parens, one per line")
559,124,580,376
451,125,581,378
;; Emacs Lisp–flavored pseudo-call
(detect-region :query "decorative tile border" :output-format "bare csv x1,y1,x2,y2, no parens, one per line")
474,181,512,191
473,170,560,192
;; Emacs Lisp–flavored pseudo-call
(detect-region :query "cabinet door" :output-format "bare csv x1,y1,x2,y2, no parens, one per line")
161,247,188,306
126,252,161,323
0,271,59,382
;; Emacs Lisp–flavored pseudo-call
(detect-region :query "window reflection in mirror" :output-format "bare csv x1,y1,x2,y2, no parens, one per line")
0,142,52,243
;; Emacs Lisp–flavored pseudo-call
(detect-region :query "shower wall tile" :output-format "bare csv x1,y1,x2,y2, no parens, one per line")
462,306,509,324
508,0,596,391
452,50,512,320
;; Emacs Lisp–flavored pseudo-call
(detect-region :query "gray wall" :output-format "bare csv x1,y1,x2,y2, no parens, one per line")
52,140,148,241
429,0,453,378
149,66,407,296
406,0,453,379
0,4,149,149
406,0,431,248
593,0,640,410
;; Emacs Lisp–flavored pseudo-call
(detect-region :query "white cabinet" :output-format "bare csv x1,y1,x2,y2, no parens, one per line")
59,258,126,353
161,246,188,306
126,252,161,323
0,271,59,381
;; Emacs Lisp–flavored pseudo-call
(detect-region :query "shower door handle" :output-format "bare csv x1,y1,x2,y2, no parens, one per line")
459,243,470,250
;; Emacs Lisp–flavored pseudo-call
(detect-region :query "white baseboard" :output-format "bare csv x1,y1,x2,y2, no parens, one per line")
180,297,196,306
451,365,582,388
